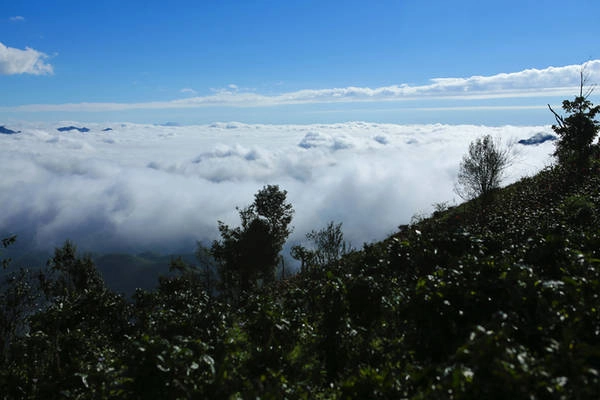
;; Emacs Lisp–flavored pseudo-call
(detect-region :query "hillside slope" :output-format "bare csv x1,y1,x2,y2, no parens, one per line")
2,160,599,399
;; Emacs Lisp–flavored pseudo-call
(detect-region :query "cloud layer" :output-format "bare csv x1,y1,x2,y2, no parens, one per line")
3,61,598,112
0,122,555,256
0,42,53,75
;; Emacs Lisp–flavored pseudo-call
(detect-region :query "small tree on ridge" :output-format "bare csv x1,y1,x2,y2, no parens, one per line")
548,69,600,171
211,185,294,297
455,134,512,201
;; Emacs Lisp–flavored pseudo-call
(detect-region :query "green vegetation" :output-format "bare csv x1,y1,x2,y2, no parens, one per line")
210,184,294,298
548,71,600,172
455,134,512,201
1,94,600,399
291,221,352,272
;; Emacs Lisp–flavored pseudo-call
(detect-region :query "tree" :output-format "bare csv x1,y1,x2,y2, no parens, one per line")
1,235,40,362
6,242,131,399
41,240,105,300
1,235,16,270
195,244,217,297
291,221,352,271
548,69,600,170
455,134,512,201
211,185,294,296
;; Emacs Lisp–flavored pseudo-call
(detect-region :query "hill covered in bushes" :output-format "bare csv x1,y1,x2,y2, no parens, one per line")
2,152,599,399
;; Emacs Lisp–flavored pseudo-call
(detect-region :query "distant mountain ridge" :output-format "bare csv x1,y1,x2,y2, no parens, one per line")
518,132,557,145
0,126,20,134
57,126,90,132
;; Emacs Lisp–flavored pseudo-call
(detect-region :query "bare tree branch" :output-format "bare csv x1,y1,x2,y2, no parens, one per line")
580,68,585,98
580,63,596,98
548,104,565,128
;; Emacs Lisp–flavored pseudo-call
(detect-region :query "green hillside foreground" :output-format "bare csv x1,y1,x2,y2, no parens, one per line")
2,128,600,397
2,159,599,399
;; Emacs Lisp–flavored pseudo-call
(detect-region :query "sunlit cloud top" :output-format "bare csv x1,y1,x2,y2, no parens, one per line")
0,121,555,254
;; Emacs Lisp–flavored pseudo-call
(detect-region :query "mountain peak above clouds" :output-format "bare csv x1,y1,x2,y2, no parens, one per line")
0,126,20,134
57,126,90,133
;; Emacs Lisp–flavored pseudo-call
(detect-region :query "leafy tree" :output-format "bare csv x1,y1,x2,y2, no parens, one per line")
251,184,294,248
211,185,294,296
195,244,218,297
1,235,40,363
292,221,352,271
455,134,512,201
41,240,105,300
548,70,600,170
1,235,16,269
2,241,131,399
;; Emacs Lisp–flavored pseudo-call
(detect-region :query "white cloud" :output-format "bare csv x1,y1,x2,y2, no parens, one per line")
3,60,598,112
0,42,53,75
9,16,25,22
180,88,197,95
0,121,554,256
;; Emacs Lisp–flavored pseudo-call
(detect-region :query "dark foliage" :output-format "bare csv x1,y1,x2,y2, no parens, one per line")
291,221,352,271
548,73,600,171
210,185,293,298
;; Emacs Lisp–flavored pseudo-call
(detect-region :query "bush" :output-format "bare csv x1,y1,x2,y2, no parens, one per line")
561,194,596,225
455,135,512,201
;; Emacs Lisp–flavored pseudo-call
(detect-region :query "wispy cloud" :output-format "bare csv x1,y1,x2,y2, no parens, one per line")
3,61,599,112
180,88,197,95
9,16,25,22
0,42,53,75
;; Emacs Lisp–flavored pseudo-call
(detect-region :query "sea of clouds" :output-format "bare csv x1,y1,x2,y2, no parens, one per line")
0,122,556,256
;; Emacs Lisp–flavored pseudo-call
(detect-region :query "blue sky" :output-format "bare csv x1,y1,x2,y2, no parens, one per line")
1,0,600,125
